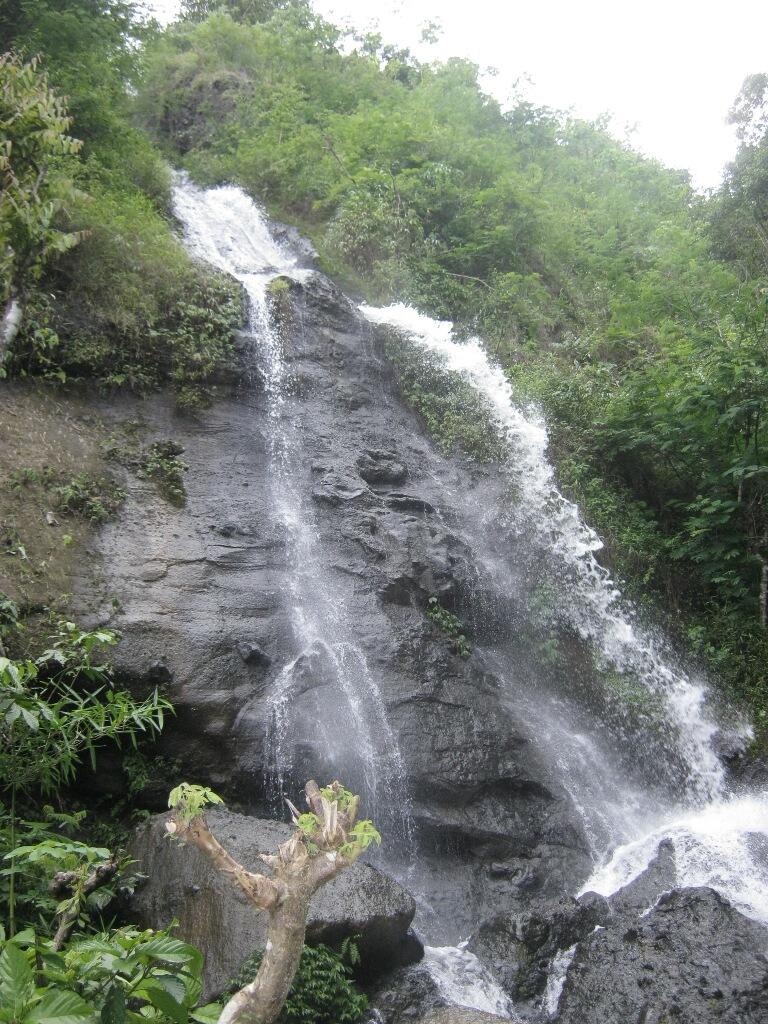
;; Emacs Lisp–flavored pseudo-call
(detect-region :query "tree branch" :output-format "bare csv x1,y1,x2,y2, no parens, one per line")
166,815,286,910
50,860,118,951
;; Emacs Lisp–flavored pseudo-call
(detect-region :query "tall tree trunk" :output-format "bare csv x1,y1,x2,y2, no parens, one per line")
0,296,22,364
219,887,312,1024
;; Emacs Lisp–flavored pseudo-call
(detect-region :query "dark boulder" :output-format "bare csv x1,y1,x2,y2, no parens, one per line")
556,886,768,1024
129,809,421,999
357,449,408,485
368,961,446,1024
468,891,609,1001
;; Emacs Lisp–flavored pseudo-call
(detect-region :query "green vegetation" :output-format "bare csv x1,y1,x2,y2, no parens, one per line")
0,620,221,1024
10,466,125,524
141,442,189,506
383,330,504,462
1,4,242,409
227,941,367,1024
0,52,83,352
426,596,471,658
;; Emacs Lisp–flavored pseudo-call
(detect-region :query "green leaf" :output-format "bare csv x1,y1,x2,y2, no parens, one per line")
143,985,188,1024
27,989,95,1024
0,943,35,1013
134,936,195,965
189,1005,222,1024
100,985,126,1024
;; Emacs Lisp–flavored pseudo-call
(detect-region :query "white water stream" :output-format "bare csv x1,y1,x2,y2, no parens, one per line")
172,178,411,838
423,945,520,1019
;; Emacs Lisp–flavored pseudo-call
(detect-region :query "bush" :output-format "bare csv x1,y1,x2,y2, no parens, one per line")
426,596,471,658
227,942,367,1024
140,442,189,506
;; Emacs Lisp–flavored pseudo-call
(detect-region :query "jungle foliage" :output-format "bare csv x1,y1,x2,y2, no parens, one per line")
0,616,222,1024
0,3,241,409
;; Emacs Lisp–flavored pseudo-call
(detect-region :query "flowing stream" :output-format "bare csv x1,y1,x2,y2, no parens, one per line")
172,176,768,1015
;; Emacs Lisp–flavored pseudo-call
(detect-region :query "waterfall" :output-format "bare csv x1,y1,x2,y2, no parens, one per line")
170,175,768,1013
172,177,411,841
360,301,768,924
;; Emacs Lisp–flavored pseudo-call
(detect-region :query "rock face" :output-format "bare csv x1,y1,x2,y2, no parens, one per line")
84,265,593,940
465,838,768,1023
70,185,768,1023
369,961,446,1024
468,891,609,1003
129,809,421,998
556,886,768,1024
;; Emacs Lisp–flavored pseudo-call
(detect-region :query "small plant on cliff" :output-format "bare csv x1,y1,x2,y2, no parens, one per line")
140,441,188,506
54,474,126,523
426,596,471,658
166,779,381,1024
9,466,125,523
384,332,504,463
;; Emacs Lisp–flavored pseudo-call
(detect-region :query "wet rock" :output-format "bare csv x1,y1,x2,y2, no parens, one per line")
468,891,609,1000
357,449,408,485
368,961,445,1023
129,809,420,999
288,272,358,331
269,222,318,267
386,493,436,514
605,837,676,920
556,887,768,1024
83,259,591,942
236,641,271,667
312,469,371,506
140,561,167,582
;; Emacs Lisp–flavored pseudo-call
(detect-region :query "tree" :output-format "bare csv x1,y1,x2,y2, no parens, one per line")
0,52,84,362
179,0,306,24
166,780,381,1024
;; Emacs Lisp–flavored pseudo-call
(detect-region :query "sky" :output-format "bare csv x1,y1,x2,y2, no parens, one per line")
144,0,768,190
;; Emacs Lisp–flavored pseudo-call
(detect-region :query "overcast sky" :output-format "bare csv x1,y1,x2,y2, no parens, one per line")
145,0,768,190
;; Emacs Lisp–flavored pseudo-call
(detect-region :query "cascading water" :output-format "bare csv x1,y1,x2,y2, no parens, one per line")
422,945,520,1020
170,175,768,1015
172,177,411,839
360,301,768,926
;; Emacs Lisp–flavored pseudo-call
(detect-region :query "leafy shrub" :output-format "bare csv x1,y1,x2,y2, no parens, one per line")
227,941,367,1024
54,475,125,523
140,442,189,506
426,596,471,658
384,331,504,463
9,466,125,524
0,923,216,1024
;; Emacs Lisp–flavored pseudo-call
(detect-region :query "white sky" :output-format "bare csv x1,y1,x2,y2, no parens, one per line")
145,0,768,190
